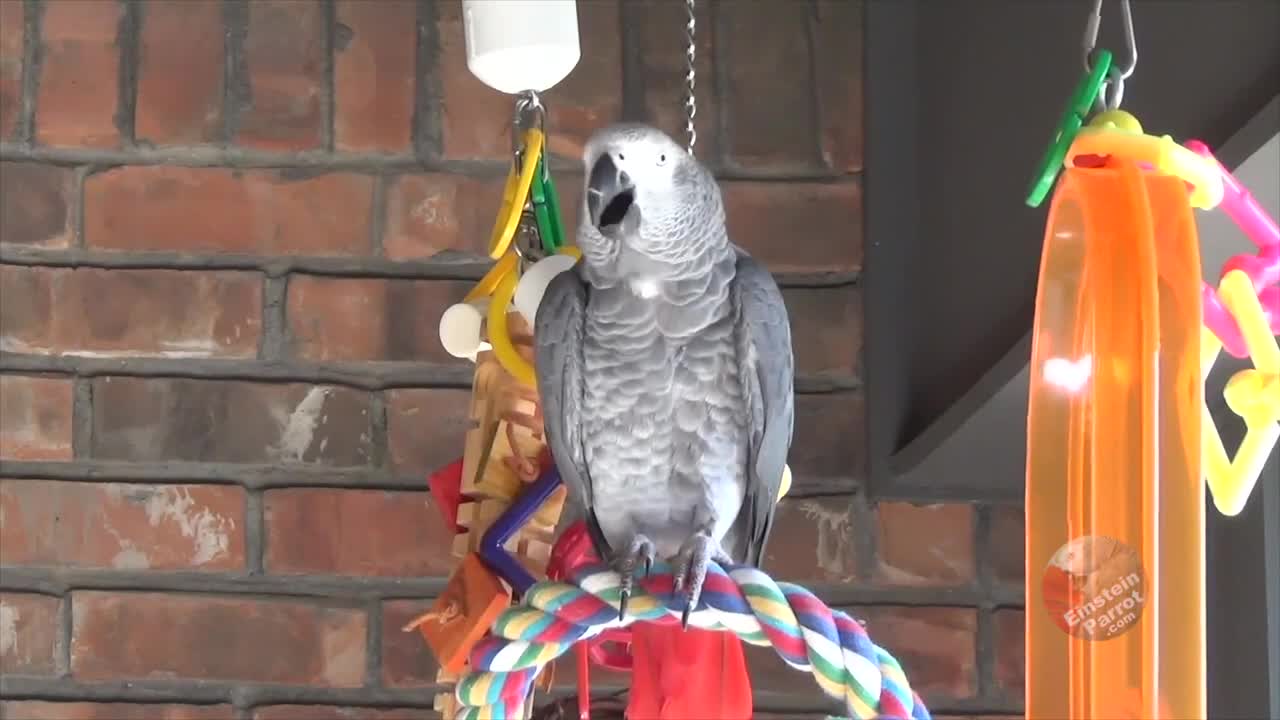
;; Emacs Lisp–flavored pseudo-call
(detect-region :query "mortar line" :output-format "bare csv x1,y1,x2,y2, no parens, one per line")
365,597,383,689
18,0,43,144
0,247,863,288
70,376,93,460
412,0,442,160
709,0,732,171
245,488,265,575
321,0,337,153
617,0,645,123
56,591,72,677
259,274,289,362
0,353,862,395
70,166,89,249
221,0,249,146
973,504,999,701
115,0,140,146
0,142,860,182
369,389,389,471
803,0,827,169
369,173,388,258
0,461,432,492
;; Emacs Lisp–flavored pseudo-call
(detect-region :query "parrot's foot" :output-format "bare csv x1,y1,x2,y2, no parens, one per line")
613,534,656,621
672,531,731,629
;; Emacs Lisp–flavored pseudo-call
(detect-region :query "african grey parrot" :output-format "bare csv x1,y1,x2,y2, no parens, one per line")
533,123,795,624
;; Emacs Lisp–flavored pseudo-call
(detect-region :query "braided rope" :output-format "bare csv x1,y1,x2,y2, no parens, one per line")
453,561,932,720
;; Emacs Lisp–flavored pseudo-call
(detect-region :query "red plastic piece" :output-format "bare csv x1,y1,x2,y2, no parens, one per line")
628,623,753,720
548,522,635,672
427,458,467,533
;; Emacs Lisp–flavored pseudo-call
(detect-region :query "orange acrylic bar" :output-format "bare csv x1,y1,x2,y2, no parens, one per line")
1026,156,1206,719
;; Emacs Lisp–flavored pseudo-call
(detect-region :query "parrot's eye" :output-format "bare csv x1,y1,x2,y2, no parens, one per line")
657,153,667,166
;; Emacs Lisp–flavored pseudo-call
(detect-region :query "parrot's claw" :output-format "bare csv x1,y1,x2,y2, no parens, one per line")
673,531,731,629
613,534,657,621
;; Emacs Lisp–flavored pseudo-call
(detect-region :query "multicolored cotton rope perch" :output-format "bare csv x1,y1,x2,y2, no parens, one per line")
452,561,932,720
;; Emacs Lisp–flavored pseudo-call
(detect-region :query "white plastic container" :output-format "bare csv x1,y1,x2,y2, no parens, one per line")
462,0,582,94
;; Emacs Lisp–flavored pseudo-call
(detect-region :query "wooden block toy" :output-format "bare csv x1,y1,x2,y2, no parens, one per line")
413,552,512,674
460,354,505,497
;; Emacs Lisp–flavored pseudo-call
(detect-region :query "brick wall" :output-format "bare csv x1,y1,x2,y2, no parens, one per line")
0,1,1023,718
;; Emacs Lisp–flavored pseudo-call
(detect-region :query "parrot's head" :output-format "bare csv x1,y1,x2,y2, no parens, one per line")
578,123,726,286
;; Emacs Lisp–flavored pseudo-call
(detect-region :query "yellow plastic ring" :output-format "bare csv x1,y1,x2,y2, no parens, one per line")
487,267,537,387
465,252,517,304
1066,127,1224,210
488,128,545,260
485,245,583,386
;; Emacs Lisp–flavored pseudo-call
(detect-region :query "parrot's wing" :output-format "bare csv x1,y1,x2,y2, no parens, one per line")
732,250,795,567
533,266,610,556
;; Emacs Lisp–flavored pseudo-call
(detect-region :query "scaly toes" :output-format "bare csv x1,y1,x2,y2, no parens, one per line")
673,533,729,628
612,534,656,621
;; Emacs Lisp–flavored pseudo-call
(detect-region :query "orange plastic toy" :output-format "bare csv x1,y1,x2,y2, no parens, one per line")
1025,110,1210,719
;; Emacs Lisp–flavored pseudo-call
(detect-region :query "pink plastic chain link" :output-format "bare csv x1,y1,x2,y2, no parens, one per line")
1187,140,1280,358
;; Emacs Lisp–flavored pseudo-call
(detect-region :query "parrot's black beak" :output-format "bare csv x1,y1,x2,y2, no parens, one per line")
586,154,636,233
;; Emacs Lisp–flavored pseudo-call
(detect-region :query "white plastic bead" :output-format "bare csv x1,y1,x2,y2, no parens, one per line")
514,254,578,324
438,299,490,361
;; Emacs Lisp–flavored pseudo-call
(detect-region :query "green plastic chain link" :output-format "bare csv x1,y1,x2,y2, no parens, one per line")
530,155,565,255
1026,48,1113,208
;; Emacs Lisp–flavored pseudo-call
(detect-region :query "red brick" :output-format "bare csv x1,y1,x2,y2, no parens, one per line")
334,0,415,152
857,605,978,699
70,591,366,686
0,702,235,720
286,276,469,363
83,166,374,255
0,374,73,461
813,0,864,172
0,479,246,571
254,707,437,720
135,0,223,144
0,0,23,139
264,489,455,577
0,592,60,675
635,0,719,162
0,162,74,247
382,174,506,261
0,266,261,358
789,392,864,483
763,495,857,583
436,0,621,160
724,182,862,274
90,378,373,466
720,2,818,170
380,599,439,688
784,285,861,377
238,0,324,150
993,609,1025,695
386,388,474,478
989,505,1025,586
34,0,120,148
876,502,975,586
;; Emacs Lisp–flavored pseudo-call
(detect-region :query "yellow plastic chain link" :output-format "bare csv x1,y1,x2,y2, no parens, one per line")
488,128,545,260
1201,269,1280,516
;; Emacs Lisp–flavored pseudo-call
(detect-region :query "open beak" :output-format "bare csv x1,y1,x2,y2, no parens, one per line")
586,154,636,232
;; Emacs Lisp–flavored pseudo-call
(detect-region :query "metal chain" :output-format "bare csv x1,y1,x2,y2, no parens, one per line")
510,90,548,271
1083,0,1137,79
683,0,697,155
